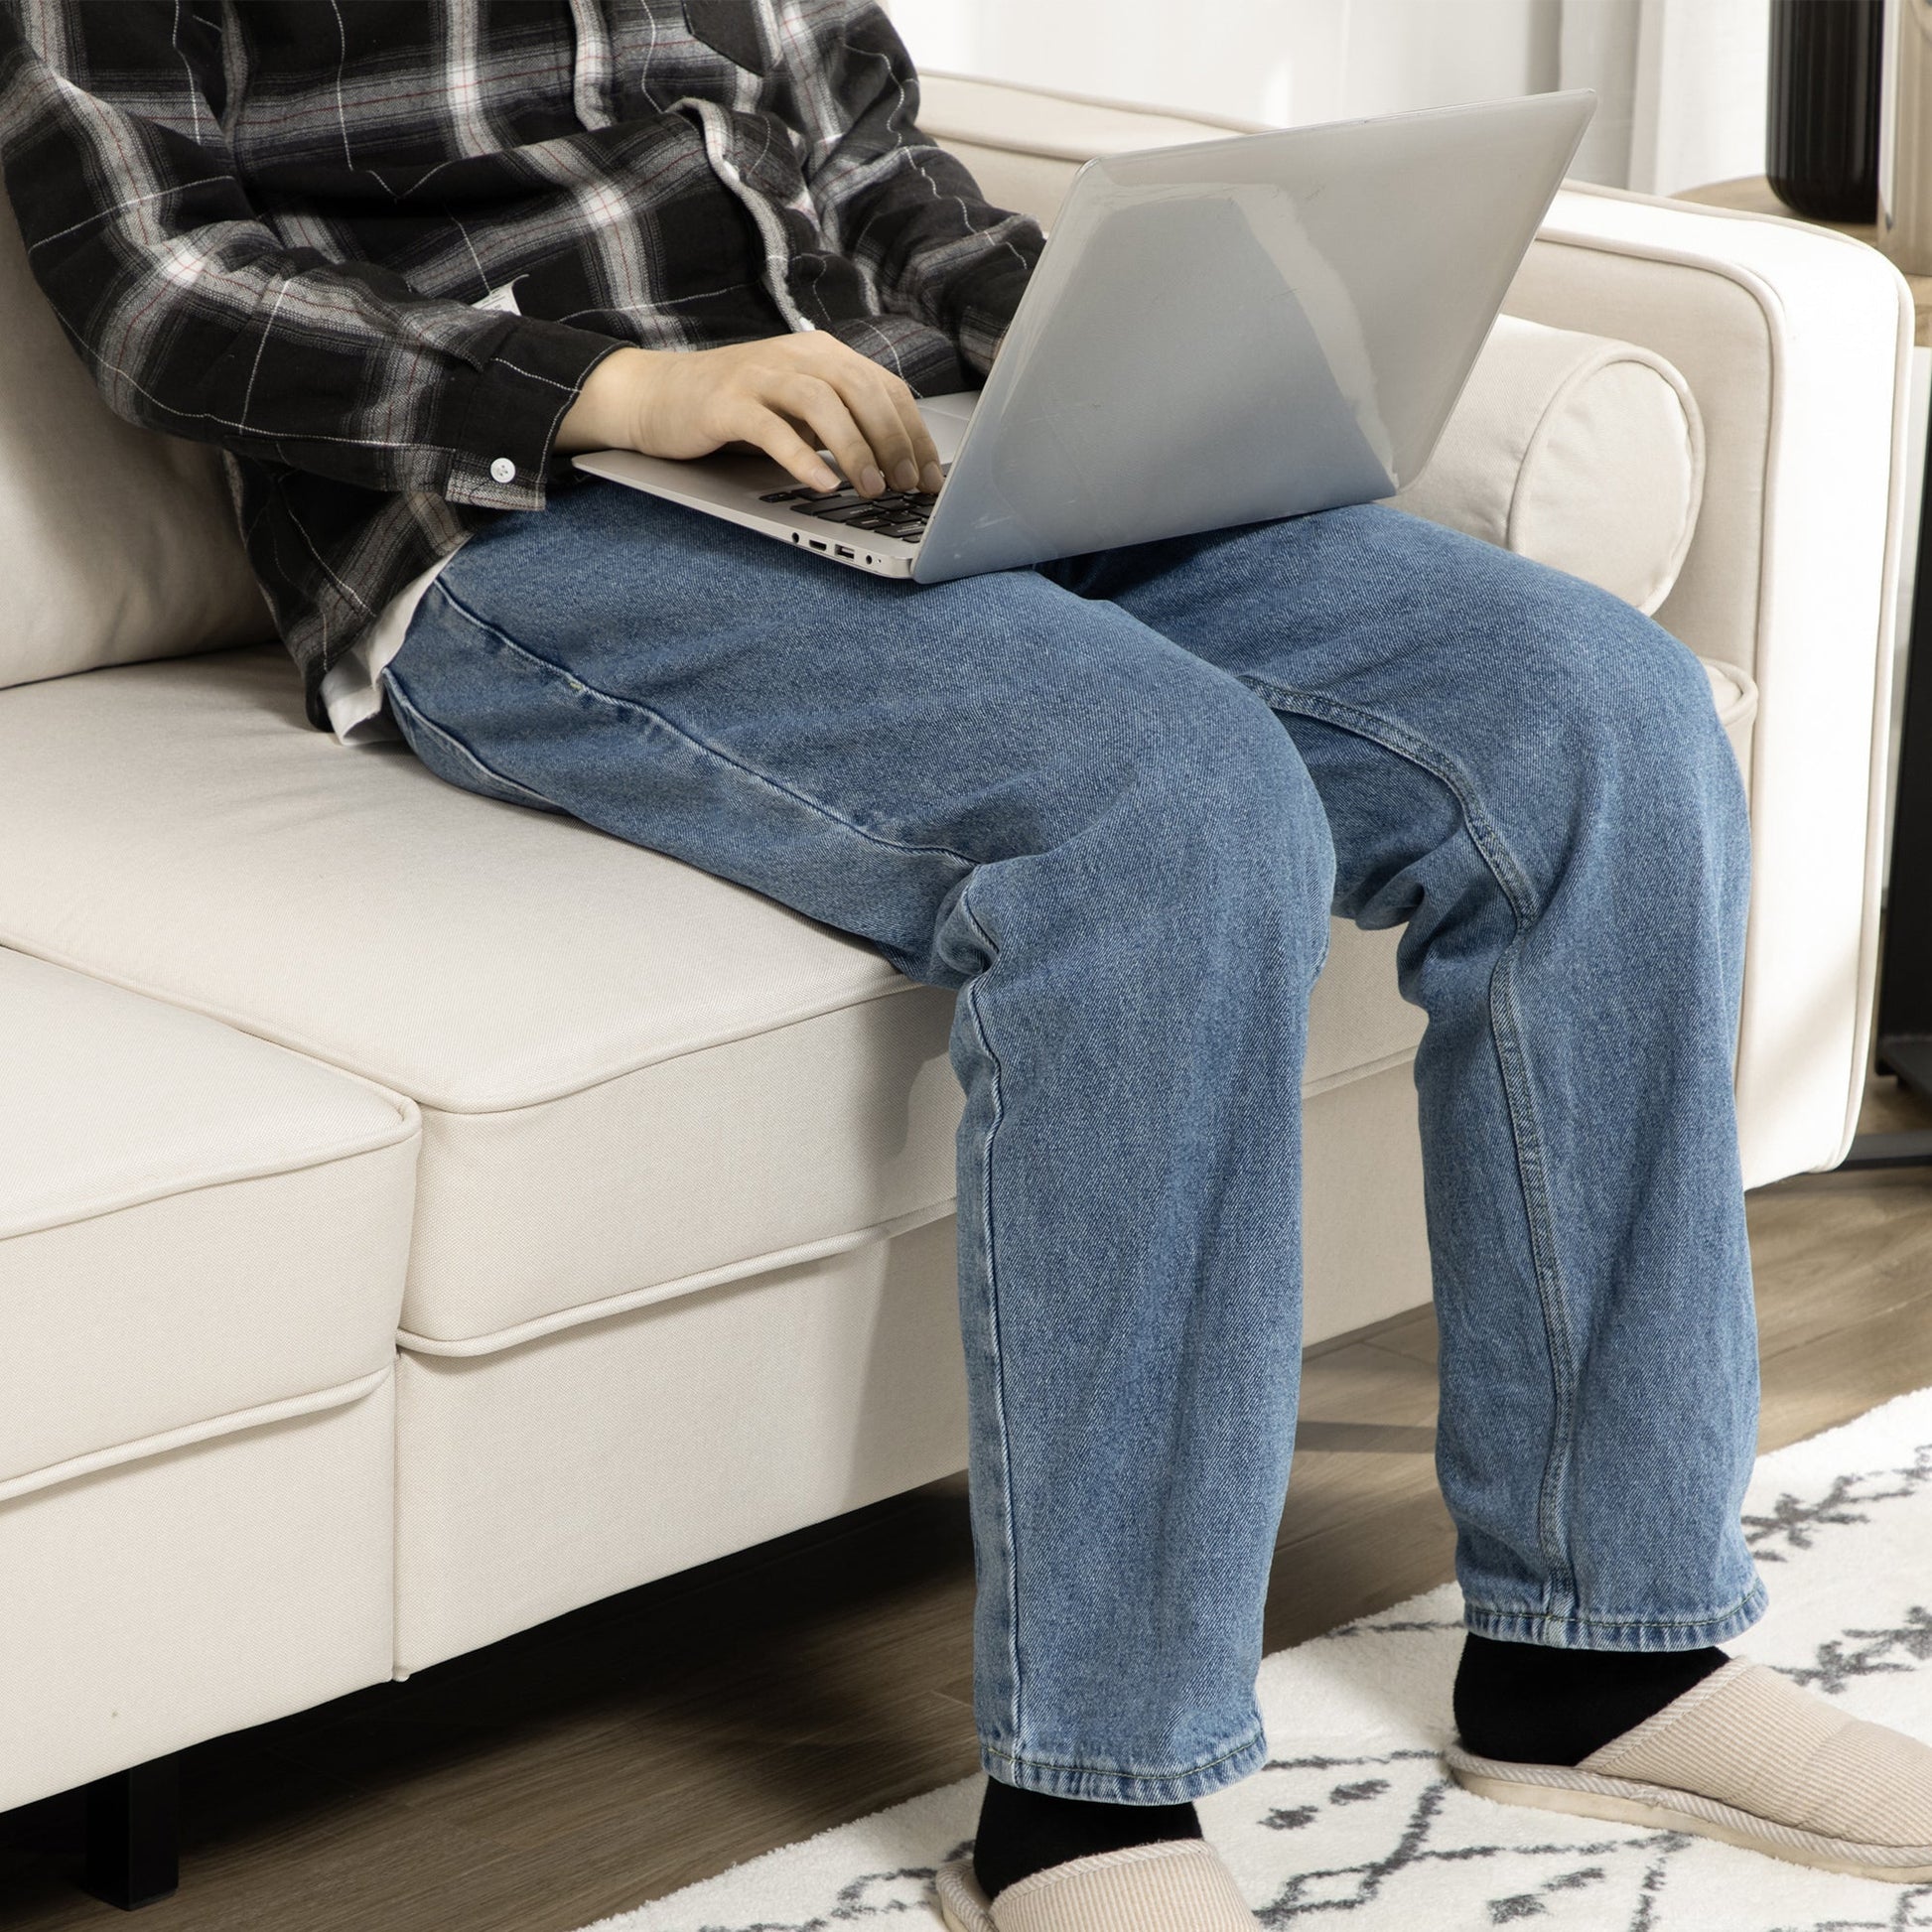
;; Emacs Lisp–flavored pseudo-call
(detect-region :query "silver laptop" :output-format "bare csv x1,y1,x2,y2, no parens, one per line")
574,89,1594,583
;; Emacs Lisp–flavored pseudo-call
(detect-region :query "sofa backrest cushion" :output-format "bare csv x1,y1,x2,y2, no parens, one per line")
0,203,271,694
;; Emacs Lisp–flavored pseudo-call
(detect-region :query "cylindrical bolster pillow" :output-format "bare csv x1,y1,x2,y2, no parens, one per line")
1702,653,1758,779
1388,313,1706,617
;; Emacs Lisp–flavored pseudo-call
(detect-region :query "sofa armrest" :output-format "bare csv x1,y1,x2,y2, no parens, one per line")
922,74,1918,1185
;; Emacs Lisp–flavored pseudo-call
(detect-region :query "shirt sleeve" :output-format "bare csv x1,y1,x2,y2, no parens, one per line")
793,4,1045,378
0,2,625,510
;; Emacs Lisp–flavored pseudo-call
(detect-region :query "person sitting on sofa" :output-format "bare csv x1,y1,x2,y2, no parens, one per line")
5,4,1929,1925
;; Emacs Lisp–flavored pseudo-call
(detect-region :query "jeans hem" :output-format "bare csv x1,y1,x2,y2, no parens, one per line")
1461,1574,1768,1652
979,1726,1268,1805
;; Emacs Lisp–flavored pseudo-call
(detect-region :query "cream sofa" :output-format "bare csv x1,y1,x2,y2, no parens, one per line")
0,75,1915,1907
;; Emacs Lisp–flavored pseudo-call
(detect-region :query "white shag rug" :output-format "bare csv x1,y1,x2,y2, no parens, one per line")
582,1387,1932,1932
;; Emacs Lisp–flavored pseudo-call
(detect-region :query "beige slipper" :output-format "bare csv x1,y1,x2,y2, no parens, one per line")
1446,1657,1932,1881
935,1840,1260,1931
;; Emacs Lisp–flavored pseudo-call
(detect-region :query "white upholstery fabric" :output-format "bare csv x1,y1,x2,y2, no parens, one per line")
1300,1059,1431,1342
394,1215,968,1668
0,947,417,1487
1389,315,1704,617
0,944,413,1240
0,1376,395,1814
0,647,1439,1356
919,72,1266,163
0,649,955,1350
1705,656,1758,777
0,205,268,692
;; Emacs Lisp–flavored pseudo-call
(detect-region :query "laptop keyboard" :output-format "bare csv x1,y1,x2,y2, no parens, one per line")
759,468,947,545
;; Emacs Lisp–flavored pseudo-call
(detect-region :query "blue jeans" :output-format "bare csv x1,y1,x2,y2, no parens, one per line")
382,479,1765,1805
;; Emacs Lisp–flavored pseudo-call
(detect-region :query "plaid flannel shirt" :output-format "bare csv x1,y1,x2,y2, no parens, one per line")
0,1,1043,728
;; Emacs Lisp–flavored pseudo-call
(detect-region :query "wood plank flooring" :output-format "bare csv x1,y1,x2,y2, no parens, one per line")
7,1080,1932,1931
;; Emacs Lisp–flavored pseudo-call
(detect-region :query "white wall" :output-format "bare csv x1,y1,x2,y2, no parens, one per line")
892,0,1557,130
891,0,1768,197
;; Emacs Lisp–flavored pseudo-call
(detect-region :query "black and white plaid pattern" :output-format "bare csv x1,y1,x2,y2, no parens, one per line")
0,2,1042,727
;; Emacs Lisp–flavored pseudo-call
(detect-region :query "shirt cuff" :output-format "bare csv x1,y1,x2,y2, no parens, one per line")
952,256,1036,377
444,316,628,511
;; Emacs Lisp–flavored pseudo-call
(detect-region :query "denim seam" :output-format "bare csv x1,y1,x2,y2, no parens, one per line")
425,578,984,868
956,881,1025,1749
983,1725,1266,1783
383,667,561,810
1237,671,1584,1620
1463,1577,1767,1630
1460,1569,1769,1645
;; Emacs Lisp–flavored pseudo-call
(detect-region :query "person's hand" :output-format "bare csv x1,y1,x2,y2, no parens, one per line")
556,335,945,498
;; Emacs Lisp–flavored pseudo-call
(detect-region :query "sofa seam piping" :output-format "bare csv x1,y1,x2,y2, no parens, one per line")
395,1196,957,1357
0,1112,420,1245
0,1363,392,1506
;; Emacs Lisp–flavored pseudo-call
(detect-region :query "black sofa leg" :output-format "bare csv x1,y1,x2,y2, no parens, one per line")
82,1758,179,1910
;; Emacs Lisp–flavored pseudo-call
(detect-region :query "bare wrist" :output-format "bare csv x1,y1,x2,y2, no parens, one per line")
556,345,656,455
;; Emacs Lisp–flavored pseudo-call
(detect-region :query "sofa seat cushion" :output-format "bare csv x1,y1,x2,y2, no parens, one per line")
0,646,1431,1355
0,946,416,1494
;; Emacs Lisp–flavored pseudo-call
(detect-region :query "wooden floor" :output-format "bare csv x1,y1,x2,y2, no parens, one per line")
8,1082,1932,1931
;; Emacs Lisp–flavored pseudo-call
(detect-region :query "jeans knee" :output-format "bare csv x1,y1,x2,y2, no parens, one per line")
1133,681,1335,951
1622,627,1742,835
1533,596,1746,865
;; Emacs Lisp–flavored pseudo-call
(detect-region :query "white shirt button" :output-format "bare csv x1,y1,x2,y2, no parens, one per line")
489,457,516,484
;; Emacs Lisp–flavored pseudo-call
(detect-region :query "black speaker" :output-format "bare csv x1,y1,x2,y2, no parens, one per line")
1768,0,1884,221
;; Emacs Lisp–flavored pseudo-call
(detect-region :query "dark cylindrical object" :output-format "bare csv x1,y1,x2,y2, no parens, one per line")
1768,0,1884,221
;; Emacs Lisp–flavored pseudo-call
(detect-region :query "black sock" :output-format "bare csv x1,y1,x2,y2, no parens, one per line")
970,1776,1203,1901
1452,1631,1729,1766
